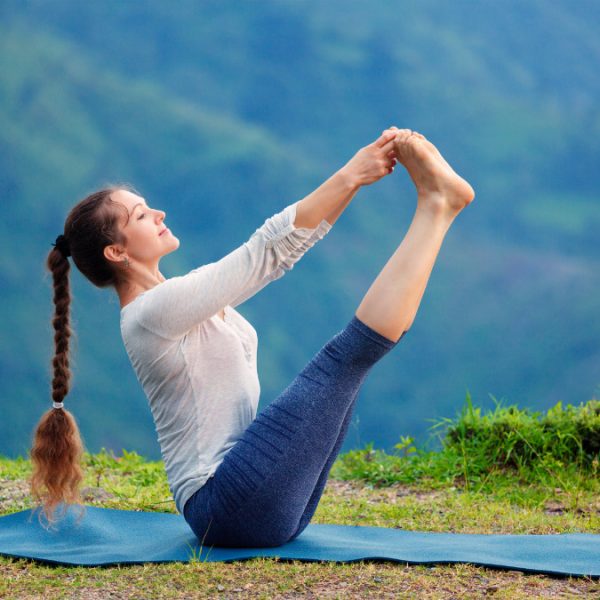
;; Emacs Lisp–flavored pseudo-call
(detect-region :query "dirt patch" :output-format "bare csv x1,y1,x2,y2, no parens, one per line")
544,499,600,516
324,479,444,504
0,479,30,512
0,480,115,514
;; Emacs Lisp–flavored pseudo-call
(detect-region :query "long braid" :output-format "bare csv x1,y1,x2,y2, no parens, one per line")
50,246,72,403
30,185,134,524
30,246,84,525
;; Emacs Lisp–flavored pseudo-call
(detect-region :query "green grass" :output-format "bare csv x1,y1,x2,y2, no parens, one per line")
0,398,599,598
333,396,599,500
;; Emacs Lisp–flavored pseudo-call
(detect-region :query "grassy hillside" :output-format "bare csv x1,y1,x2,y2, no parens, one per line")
1,399,598,597
0,1,598,459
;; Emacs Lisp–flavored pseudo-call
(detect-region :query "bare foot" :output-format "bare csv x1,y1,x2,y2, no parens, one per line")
394,131,475,218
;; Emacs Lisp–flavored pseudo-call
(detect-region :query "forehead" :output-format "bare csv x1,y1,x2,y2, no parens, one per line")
111,189,146,213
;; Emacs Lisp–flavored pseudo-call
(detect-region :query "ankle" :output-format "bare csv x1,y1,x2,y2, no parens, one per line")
414,199,457,229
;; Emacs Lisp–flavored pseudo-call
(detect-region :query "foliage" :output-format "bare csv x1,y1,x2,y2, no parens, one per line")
438,394,600,470
332,396,600,500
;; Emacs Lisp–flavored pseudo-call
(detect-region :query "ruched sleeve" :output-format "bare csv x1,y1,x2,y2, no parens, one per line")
128,201,332,340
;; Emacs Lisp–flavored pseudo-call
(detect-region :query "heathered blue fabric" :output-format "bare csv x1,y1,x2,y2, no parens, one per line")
183,315,400,548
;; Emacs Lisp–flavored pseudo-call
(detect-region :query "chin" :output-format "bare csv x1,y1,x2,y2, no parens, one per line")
160,237,180,258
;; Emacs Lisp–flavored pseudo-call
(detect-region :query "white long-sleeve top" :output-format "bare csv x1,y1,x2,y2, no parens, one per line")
119,201,332,514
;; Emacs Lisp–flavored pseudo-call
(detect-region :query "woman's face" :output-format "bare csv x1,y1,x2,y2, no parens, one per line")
111,189,180,265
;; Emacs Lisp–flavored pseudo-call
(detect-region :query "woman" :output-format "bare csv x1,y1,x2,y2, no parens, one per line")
32,128,474,547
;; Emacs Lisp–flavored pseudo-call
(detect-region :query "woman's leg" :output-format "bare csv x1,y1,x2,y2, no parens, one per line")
288,333,408,540
293,131,475,537
355,130,475,341
183,132,474,548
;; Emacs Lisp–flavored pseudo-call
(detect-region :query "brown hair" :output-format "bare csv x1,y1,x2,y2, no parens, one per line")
31,185,134,523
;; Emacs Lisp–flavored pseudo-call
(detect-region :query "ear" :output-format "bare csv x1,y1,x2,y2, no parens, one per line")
103,244,126,265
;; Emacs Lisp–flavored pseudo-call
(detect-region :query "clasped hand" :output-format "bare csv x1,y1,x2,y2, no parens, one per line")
340,126,401,187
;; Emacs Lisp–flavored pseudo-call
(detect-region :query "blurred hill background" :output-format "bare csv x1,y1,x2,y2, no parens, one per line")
0,0,598,460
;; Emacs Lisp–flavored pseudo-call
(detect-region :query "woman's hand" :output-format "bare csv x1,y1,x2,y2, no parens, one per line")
339,127,400,188
294,127,403,228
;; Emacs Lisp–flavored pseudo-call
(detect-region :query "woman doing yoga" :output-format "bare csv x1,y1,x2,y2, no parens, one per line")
32,128,474,546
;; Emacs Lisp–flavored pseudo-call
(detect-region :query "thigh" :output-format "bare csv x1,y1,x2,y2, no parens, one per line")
186,370,341,547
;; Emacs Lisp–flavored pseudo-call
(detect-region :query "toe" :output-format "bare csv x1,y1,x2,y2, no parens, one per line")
394,129,412,143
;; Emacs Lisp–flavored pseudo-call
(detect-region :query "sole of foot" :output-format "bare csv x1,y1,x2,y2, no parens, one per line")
394,131,475,218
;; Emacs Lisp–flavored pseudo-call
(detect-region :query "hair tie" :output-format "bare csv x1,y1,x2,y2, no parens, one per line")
52,234,71,257
52,401,64,410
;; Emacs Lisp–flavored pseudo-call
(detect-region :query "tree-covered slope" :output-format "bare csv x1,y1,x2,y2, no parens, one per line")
0,1,598,459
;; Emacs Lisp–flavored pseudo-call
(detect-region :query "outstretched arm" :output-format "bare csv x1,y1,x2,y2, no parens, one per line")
294,128,399,228
126,129,400,339
129,203,331,339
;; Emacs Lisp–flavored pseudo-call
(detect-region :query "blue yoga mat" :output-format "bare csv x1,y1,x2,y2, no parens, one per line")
0,506,598,577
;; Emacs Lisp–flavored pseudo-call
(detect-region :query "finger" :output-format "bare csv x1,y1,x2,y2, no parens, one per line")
374,129,398,148
379,136,398,153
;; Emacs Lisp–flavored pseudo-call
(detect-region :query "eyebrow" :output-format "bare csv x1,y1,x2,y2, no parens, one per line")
122,200,147,227
130,201,147,216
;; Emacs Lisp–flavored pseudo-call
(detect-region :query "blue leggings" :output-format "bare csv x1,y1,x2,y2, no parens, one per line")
183,315,401,548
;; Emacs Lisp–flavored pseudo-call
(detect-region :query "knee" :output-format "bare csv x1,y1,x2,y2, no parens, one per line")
392,328,409,343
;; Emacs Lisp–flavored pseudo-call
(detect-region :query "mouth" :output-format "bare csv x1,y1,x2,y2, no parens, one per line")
159,228,169,236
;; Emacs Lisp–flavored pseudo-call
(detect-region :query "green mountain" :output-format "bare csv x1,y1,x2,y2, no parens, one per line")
0,1,598,460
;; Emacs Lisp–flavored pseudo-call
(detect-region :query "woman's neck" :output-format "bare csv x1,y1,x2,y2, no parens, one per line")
116,265,166,309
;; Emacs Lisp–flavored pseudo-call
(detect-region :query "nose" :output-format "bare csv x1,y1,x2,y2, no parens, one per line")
155,209,166,222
